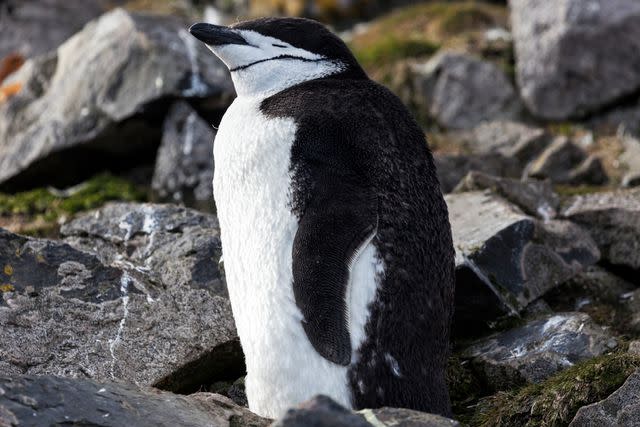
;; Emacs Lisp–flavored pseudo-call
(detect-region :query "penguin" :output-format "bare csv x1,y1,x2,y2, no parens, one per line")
189,18,455,419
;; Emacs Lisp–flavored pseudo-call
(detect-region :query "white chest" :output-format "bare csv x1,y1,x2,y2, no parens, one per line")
213,97,380,419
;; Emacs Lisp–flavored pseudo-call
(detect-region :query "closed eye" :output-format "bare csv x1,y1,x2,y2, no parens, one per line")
272,43,288,48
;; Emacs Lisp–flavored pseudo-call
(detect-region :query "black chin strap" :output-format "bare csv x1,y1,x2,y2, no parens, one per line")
230,55,326,72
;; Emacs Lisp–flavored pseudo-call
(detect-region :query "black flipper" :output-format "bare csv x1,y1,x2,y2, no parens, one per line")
292,171,377,366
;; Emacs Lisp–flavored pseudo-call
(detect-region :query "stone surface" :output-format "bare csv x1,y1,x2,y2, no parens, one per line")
569,369,640,427
447,191,600,333
0,375,268,427
0,0,118,59
463,312,617,391
271,395,461,427
510,0,640,120
434,153,520,194
0,8,233,191
618,134,640,187
525,137,607,185
561,188,640,269
454,172,560,220
465,121,552,168
0,203,241,392
411,52,522,130
151,102,216,211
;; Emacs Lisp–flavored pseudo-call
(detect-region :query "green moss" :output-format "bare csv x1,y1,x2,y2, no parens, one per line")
447,354,483,420
470,352,640,427
554,185,608,198
0,173,146,236
352,36,439,69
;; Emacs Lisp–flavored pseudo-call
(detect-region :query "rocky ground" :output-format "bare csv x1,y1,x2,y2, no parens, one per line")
1,0,640,426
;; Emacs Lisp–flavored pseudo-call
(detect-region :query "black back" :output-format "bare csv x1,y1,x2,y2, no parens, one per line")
261,75,455,416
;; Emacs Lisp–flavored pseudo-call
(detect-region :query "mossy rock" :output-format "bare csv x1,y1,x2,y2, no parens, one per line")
349,1,508,75
0,174,146,237
470,352,640,427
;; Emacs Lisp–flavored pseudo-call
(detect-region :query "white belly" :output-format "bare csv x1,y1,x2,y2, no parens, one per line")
213,96,380,419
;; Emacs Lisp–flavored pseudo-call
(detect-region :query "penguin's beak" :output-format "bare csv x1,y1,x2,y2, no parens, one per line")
189,23,248,46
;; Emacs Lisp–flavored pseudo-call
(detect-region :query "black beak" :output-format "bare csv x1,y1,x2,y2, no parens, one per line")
189,23,248,46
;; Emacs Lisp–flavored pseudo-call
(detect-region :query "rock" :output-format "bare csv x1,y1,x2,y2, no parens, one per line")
271,395,461,427
620,289,640,336
0,375,268,427
0,0,117,59
0,8,233,191
410,52,522,130
525,137,607,185
465,121,552,168
569,369,640,427
618,134,640,187
510,0,640,120
629,341,640,356
0,203,241,392
434,153,520,193
447,191,600,334
590,97,640,137
561,188,640,269
544,265,636,330
151,102,215,211
454,172,560,219
463,312,617,392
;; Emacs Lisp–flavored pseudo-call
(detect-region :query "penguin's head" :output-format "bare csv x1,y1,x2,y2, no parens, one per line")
189,17,366,96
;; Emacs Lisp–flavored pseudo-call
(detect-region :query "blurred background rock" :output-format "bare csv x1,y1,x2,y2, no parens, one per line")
2,1,640,426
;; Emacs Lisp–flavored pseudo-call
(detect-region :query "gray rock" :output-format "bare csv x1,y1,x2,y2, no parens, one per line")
271,395,461,427
454,172,560,220
0,8,233,190
151,102,216,211
629,341,640,356
434,153,520,193
466,121,552,168
411,52,522,130
447,191,600,333
464,312,617,392
1,203,240,392
0,0,117,59
569,369,640,427
358,408,462,427
525,137,607,185
0,375,268,427
561,188,640,269
510,0,640,120
618,134,640,187
545,265,636,318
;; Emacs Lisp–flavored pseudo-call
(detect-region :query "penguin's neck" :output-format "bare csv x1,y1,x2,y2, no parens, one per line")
230,59,345,98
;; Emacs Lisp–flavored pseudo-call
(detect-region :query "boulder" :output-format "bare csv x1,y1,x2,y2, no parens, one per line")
271,395,461,427
454,172,560,220
525,137,608,185
463,312,617,391
544,265,636,330
561,188,640,269
0,0,117,59
0,375,268,427
0,8,233,191
447,191,600,334
569,369,640,427
510,0,640,120
434,153,520,194
410,52,522,130
465,121,552,168
151,102,216,211
0,203,241,392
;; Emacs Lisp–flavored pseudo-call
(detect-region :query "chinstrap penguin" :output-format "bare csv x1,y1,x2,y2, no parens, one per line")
189,18,455,418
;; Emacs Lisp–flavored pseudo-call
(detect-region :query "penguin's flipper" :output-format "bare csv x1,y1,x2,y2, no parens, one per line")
292,175,377,366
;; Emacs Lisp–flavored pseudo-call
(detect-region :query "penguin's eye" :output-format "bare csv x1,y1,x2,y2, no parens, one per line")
272,43,287,48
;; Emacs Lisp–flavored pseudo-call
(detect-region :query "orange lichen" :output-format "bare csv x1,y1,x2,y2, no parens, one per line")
3,265,13,276
0,53,25,84
0,284,15,292
0,82,22,103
